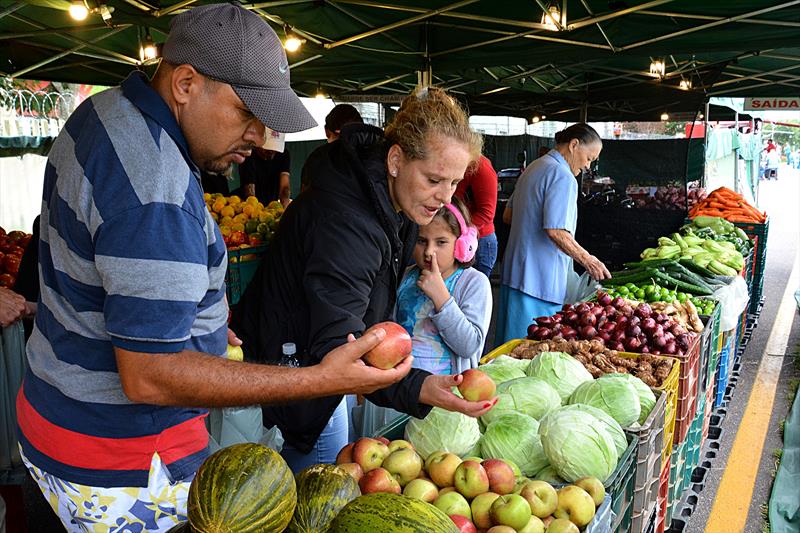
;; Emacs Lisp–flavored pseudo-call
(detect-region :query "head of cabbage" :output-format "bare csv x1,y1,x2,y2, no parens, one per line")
568,374,641,427
534,464,564,485
556,403,628,459
480,362,527,385
495,377,562,420
404,407,482,460
526,352,593,401
604,373,657,425
480,412,549,476
491,355,533,372
539,406,619,482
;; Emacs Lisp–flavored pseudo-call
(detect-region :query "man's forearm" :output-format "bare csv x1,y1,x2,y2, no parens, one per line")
545,228,589,264
116,348,334,407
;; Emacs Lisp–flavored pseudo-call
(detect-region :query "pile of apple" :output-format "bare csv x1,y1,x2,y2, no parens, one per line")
336,438,604,533
0,227,32,288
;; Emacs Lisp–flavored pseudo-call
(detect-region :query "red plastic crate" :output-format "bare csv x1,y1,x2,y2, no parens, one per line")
671,335,701,446
655,460,670,533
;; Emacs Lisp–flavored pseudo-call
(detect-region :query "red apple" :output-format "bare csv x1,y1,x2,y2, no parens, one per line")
359,467,401,494
454,461,490,499
449,515,478,533
426,452,463,488
381,448,423,486
336,442,354,464
362,321,412,369
352,437,389,473
458,369,496,402
471,492,500,529
337,462,363,483
403,478,439,502
481,459,516,495
376,436,391,446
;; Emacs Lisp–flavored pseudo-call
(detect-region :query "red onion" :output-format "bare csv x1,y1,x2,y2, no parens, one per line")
579,325,597,340
598,293,613,306
533,327,552,340
536,316,555,327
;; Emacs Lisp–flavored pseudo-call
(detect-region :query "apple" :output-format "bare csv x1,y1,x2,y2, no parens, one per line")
482,459,516,495
434,491,472,521
470,492,500,529
458,369,496,402
359,467,401,494
387,439,415,454
382,448,423,486
486,526,517,533
574,477,605,507
226,344,244,361
336,442,354,464
362,321,412,369
554,486,596,528
449,515,478,533
545,518,579,533
518,480,558,518
439,486,457,496
427,452,462,488
403,478,439,503
352,437,389,473
490,494,532,530
454,461,490,499
337,462,363,483
417,469,431,481
518,515,545,533
377,436,391,445
542,516,554,527
462,457,483,463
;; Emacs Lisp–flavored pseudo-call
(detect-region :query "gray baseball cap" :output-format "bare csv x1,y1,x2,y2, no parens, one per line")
162,3,316,133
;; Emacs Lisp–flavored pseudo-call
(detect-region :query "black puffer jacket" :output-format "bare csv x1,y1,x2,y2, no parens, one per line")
231,124,430,453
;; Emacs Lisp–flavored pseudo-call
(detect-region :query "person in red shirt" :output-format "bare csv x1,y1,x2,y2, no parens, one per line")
455,155,498,277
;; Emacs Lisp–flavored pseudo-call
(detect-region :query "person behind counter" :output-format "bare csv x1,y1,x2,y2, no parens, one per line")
495,123,611,344
232,87,497,472
239,127,291,207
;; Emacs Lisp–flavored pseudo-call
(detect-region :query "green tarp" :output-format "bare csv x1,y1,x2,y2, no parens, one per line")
770,386,800,533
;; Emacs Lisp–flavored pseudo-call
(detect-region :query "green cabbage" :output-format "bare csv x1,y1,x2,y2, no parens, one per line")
405,407,482,460
568,374,641,427
526,352,593,401
480,413,549,476
557,403,628,458
534,465,565,485
495,377,562,420
605,373,657,425
479,392,516,428
491,355,533,372
479,362,527,385
539,407,619,482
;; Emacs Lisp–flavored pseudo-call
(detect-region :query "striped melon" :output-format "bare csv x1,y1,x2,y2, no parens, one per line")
187,443,296,533
287,464,360,532
166,523,191,532
328,493,460,533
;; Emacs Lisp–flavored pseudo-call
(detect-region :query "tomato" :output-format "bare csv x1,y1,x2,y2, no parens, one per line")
0,273,14,288
0,226,5,237
228,230,246,246
246,234,263,246
6,230,26,242
3,254,20,275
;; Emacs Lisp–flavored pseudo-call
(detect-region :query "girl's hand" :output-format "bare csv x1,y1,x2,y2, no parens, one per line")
417,252,450,311
419,373,498,418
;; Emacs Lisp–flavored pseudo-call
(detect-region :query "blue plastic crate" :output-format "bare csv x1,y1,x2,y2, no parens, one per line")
714,333,735,408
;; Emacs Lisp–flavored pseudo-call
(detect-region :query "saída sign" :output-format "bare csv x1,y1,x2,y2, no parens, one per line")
743,97,800,110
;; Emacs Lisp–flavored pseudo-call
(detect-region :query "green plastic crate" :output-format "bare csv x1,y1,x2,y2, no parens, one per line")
225,244,267,305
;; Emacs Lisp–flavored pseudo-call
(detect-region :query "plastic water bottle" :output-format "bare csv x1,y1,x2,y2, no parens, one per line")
281,342,300,367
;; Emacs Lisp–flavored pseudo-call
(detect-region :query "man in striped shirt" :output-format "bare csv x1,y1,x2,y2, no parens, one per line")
16,5,411,531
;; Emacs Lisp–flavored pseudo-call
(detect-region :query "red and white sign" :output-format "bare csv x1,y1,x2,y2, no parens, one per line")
744,97,800,110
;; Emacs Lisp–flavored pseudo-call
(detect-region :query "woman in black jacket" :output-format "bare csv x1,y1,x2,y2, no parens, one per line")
232,88,493,471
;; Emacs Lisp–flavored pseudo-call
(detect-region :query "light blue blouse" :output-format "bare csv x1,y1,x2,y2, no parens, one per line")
501,150,578,304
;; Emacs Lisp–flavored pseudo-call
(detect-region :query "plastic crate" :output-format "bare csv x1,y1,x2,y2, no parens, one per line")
702,374,715,442
733,217,769,315
697,301,721,403
225,244,267,305
634,505,658,533
714,331,736,408
655,460,670,533
667,440,687,526
586,494,613,533
671,335,701,447
627,390,667,531
681,397,706,496
483,339,680,472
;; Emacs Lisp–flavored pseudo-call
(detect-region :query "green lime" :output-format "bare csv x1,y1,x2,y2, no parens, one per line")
635,289,646,300
677,293,688,303
618,286,629,296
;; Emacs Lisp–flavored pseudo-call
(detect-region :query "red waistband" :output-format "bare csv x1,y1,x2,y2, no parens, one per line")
17,385,208,471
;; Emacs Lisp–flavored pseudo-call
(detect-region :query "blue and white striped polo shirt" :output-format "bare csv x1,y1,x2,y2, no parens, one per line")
17,72,229,488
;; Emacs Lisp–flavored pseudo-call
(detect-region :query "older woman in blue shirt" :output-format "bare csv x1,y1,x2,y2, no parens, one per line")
496,123,611,344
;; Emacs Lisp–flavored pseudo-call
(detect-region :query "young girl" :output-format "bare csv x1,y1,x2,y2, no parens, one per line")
355,198,493,436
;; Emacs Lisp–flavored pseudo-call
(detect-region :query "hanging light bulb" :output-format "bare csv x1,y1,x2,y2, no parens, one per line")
69,0,89,20
541,2,561,31
315,85,326,100
649,58,665,77
698,113,704,120
141,28,157,61
679,78,692,90
541,115,546,120
283,26,305,53
660,112,669,121
531,116,541,123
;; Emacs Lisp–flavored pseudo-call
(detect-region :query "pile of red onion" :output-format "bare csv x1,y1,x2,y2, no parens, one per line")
526,292,696,355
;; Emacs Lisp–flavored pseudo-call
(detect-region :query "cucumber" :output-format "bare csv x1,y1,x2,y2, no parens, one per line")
652,271,712,295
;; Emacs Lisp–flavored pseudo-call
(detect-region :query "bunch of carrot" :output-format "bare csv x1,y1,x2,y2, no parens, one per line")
688,187,767,223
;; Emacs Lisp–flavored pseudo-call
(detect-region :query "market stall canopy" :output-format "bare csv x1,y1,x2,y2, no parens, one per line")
3,0,800,121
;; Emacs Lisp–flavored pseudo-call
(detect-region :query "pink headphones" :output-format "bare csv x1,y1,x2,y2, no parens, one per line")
444,203,479,263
